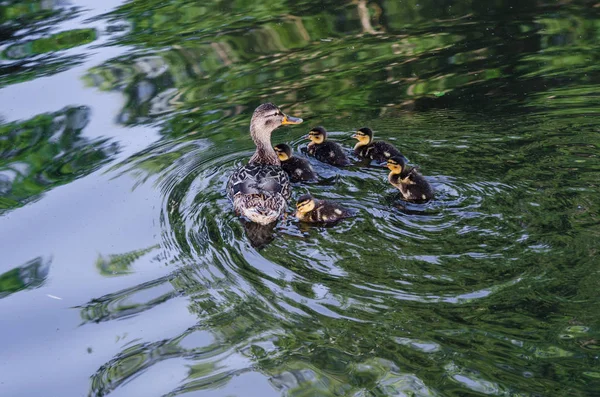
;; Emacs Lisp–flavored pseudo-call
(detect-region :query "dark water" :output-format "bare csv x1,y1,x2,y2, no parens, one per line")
1,0,600,396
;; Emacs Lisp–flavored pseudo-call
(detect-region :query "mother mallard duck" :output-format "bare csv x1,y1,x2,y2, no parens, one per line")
227,103,303,225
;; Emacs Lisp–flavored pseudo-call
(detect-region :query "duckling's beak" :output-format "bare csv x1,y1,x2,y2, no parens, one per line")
282,115,303,125
351,133,359,139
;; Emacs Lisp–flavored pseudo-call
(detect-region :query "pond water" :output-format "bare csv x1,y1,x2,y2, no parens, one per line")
1,1,600,396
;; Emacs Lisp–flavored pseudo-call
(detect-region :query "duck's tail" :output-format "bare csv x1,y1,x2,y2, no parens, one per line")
233,193,287,225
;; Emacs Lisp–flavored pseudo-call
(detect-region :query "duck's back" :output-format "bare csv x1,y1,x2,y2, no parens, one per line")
389,169,433,202
408,172,434,201
228,163,290,198
310,141,350,166
303,200,351,223
227,163,290,224
281,157,317,182
356,141,402,162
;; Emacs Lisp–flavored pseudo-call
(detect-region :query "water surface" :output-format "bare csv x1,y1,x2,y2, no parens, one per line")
1,0,600,396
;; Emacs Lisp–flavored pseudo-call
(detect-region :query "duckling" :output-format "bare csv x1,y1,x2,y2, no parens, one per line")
227,103,303,225
295,193,352,223
274,143,317,183
386,155,434,202
306,126,351,166
352,127,403,163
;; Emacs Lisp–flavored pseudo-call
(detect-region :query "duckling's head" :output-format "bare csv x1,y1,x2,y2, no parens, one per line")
307,126,327,144
352,127,373,146
274,143,292,162
296,194,316,214
387,155,405,174
251,103,303,142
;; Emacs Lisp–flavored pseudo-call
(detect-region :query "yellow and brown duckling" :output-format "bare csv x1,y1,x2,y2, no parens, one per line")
306,126,351,167
295,194,352,223
274,143,317,183
386,155,434,202
352,127,403,163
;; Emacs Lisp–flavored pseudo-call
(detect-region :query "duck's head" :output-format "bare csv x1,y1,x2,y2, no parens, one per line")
352,127,373,147
273,143,292,162
296,194,316,214
251,103,303,141
307,126,327,144
387,155,405,175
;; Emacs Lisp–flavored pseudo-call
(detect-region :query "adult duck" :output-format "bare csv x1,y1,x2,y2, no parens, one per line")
227,103,303,225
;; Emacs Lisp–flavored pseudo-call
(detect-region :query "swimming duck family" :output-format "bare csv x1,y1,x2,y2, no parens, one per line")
227,104,434,233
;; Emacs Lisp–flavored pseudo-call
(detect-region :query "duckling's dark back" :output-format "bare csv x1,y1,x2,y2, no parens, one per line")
309,141,350,166
281,156,317,182
303,199,351,223
408,171,434,201
390,168,434,202
356,141,403,163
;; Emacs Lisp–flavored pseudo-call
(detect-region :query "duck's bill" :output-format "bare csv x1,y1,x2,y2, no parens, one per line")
282,115,303,125
351,133,359,139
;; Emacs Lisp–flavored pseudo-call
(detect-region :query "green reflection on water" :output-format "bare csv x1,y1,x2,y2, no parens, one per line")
95,245,160,277
0,106,118,213
0,257,50,299
0,1,92,87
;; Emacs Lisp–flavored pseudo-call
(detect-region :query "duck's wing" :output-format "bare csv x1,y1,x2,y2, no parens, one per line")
325,141,351,166
373,141,402,158
322,201,353,220
228,164,290,198
399,167,421,184
283,157,316,182
405,167,421,180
